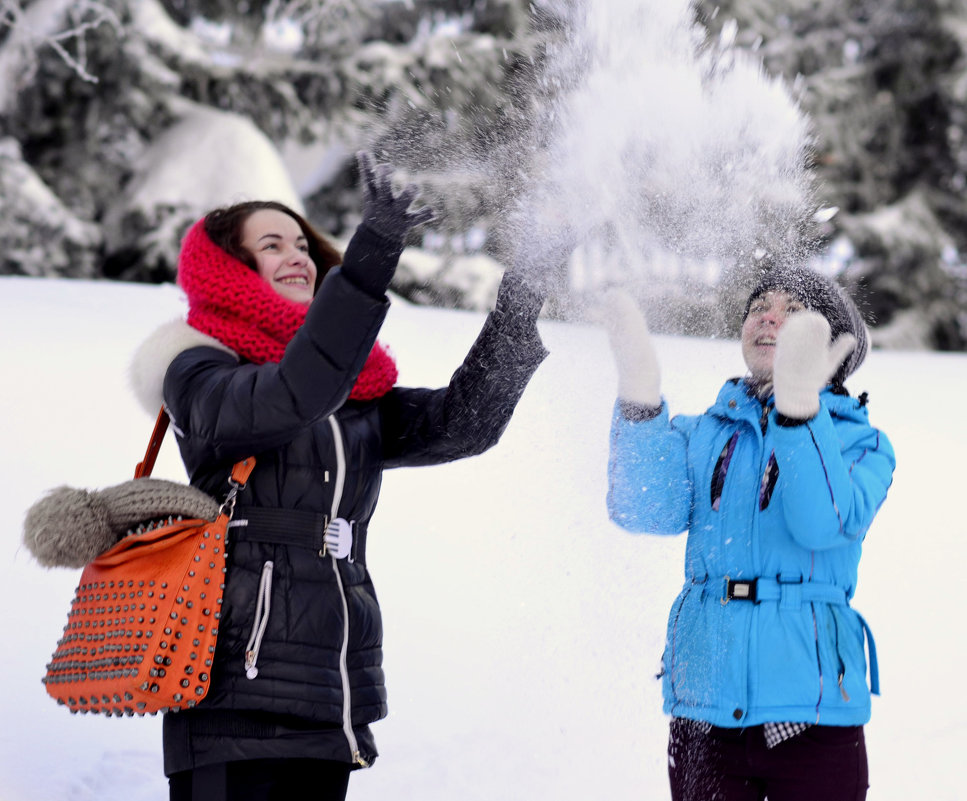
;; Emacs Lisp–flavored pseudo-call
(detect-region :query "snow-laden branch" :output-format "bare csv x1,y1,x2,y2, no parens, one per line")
265,0,362,29
0,0,120,100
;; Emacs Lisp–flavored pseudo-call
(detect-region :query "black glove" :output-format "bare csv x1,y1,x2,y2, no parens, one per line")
357,150,435,242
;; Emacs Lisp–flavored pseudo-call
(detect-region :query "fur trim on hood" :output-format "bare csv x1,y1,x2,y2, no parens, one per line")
129,318,237,416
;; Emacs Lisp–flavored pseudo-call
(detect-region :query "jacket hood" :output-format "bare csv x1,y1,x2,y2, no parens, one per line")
129,318,238,416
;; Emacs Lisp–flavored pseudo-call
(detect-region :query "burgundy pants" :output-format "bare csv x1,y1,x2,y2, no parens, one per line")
667,719,869,801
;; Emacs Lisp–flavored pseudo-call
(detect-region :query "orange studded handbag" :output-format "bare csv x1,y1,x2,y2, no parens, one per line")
40,408,255,717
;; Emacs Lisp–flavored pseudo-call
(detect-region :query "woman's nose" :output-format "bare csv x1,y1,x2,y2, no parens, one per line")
285,247,307,265
760,307,782,326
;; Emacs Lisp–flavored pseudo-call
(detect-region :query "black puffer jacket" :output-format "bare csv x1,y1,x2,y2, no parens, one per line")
157,255,547,774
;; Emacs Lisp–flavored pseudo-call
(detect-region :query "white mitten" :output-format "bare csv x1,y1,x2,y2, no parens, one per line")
324,518,354,559
603,288,661,408
773,311,857,419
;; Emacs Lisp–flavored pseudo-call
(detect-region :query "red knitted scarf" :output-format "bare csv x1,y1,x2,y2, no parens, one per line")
177,219,397,401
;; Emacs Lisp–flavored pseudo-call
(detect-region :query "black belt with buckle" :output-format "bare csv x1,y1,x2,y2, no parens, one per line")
724,577,757,604
229,506,369,564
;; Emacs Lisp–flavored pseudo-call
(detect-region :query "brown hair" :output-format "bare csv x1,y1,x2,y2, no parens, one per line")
203,200,342,293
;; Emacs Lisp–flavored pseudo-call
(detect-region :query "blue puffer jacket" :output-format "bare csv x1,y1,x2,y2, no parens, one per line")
608,379,895,728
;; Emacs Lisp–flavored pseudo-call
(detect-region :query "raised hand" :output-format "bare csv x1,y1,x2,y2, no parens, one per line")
773,310,857,420
602,288,661,408
492,269,546,340
357,151,435,242
508,210,578,300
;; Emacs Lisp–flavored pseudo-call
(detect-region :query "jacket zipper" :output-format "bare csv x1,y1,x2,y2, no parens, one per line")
244,561,274,679
326,415,369,768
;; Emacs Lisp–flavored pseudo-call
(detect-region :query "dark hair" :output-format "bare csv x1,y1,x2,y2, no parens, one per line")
203,200,342,293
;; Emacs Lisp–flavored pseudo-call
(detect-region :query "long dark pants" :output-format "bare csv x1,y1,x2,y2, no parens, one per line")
668,719,869,801
168,758,352,801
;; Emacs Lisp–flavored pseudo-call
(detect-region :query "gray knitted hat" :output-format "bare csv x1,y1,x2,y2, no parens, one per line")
23,478,220,568
743,266,869,384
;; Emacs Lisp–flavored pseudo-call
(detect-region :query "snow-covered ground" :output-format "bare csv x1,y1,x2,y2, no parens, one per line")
1,275,964,800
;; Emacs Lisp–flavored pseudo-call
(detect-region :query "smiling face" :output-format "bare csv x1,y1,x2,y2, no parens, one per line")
740,290,806,381
241,209,318,305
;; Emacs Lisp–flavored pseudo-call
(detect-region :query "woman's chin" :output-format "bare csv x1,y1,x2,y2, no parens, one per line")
274,286,313,305
743,361,774,384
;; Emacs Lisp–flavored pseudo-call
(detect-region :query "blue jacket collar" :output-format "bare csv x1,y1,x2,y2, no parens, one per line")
708,377,870,426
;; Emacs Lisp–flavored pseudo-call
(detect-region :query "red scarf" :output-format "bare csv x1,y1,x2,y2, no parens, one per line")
177,219,397,401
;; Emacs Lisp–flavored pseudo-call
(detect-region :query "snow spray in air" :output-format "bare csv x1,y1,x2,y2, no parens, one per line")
511,0,818,332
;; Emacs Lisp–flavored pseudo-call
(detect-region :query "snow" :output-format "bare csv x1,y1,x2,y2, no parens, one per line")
133,0,213,66
102,97,304,246
0,0,85,112
0,139,102,277
1,275,965,800
517,0,814,296
0,143,89,243
280,137,354,200
261,17,305,54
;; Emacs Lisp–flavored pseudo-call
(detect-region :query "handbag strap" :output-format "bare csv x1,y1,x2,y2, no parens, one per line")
134,406,256,488
229,457,257,487
135,407,171,478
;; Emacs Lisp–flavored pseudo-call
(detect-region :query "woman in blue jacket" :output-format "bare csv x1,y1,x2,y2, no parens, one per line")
606,267,895,801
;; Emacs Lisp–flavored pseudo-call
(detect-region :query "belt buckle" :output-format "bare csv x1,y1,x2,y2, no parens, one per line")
722,576,757,605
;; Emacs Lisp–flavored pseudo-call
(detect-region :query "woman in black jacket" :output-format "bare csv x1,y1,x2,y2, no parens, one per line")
131,153,549,800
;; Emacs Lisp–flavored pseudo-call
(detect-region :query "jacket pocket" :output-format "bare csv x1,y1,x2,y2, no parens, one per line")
753,603,824,709
244,561,274,680
664,588,726,711
826,606,868,706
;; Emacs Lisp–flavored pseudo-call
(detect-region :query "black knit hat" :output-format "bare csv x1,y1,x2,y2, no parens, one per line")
743,266,869,384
